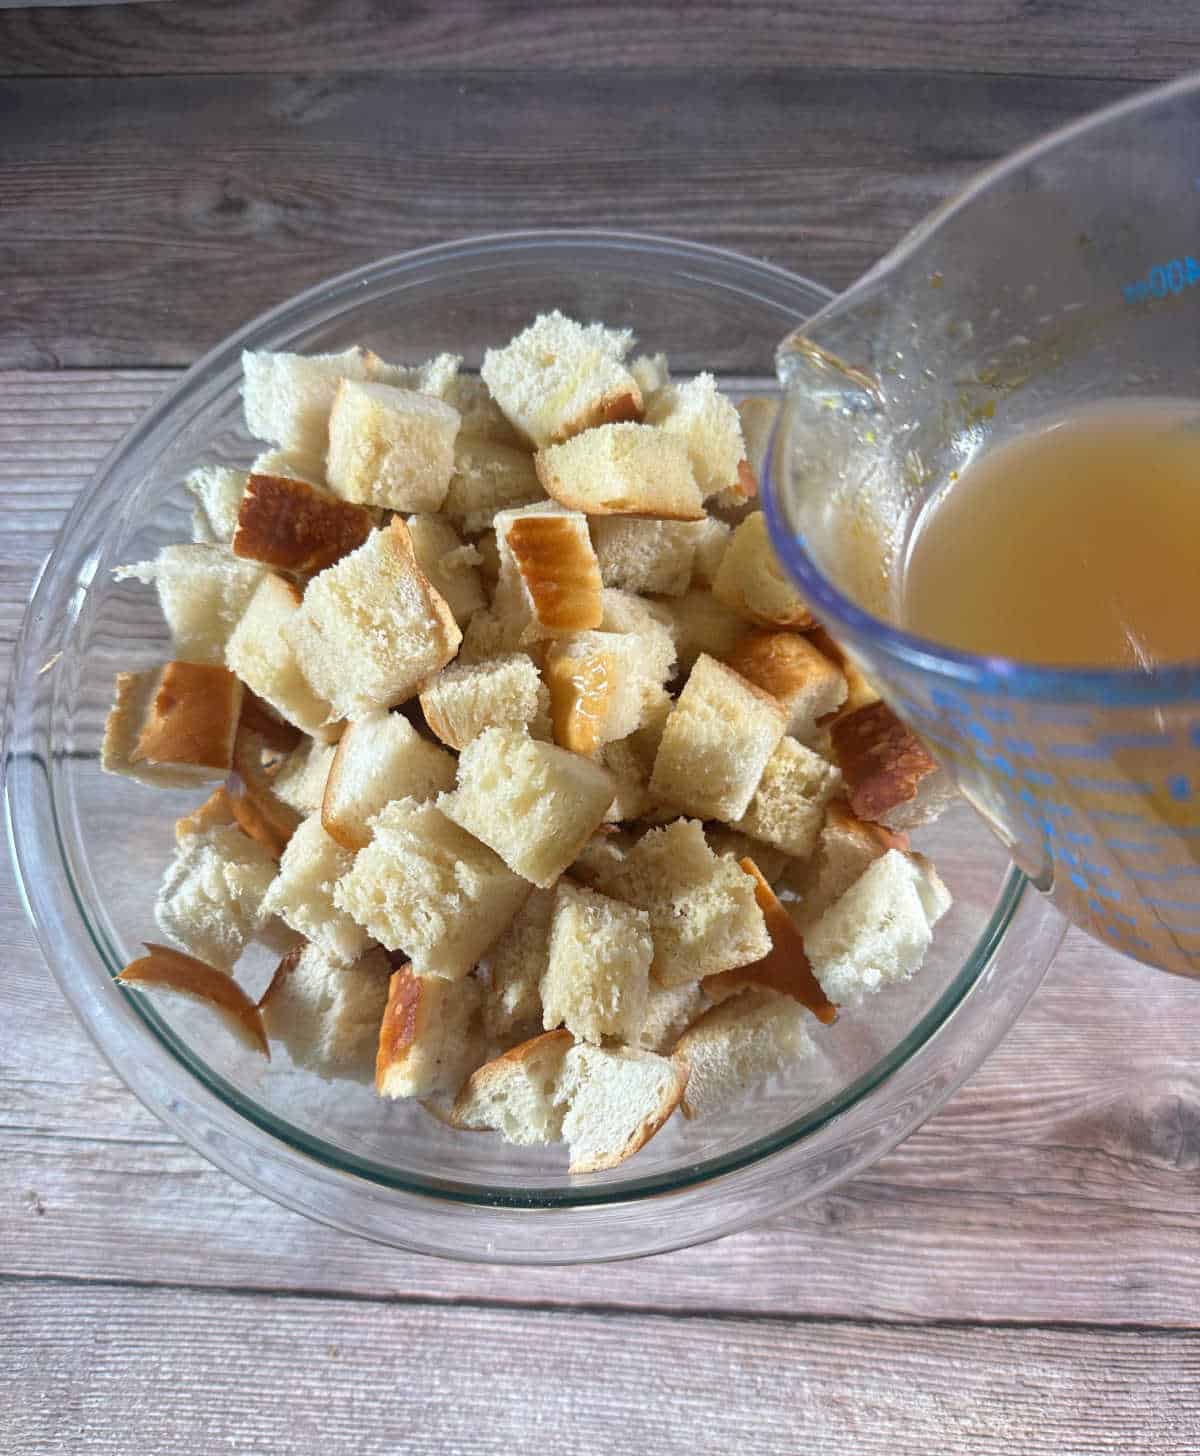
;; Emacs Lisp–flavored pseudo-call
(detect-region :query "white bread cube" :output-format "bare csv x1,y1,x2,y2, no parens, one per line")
419,654,550,751
283,520,461,721
599,589,678,684
321,710,456,851
650,588,746,674
439,727,616,888
786,799,909,927
733,736,842,860
672,987,814,1120
271,739,338,815
634,980,708,1054
541,880,652,1044
456,605,534,666
480,310,641,448
804,848,950,1006
184,464,247,545
326,379,460,512
261,814,370,966
443,373,527,449
367,349,461,398
375,962,483,1099
689,517,732,587
630,352,670,402
451,1029,572,1143
480,887,555,1044
250,447,326,488
115,544,265,667
494,502,603,636
604,819,770,986
737,396,779,479
242,346,376,459
704,827,791,887
557,1043,686,1173
232,471,373,575
725,630,847,742
644,371,745,500
156,818,280,969
590,517,699,596
333,797,530,979
536,423,704,521
225,572,339,739
543,631,653,757
650,654,785,822
442,438,544,535
102,661,243,789
713,512,814,628
404,513,486,627
259,943,392,1080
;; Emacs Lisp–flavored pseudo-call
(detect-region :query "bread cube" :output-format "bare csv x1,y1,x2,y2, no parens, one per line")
271,739,338,815
804,848,951,1006
451,1029,572,1143
480,887,555,1044
250,447,326,488
604,818,770,986
242,345,376,459
456,605,534,666
404,513,486,627
333,798,530,979
419,654,550,751
480,310,642,448
557,1044,686,1173
232,472,372,574
536,423,704,521
375,963,483,1099
650,588,746,674
689,517,732,587
225,572,338,739
541,880,652,1044
326,379,460,512
102,661,243,789
117,944,269,1056
443,373,527,449
494,503,603,636
367,349,461,399
634,980,708,1054
543,631,653,757
736,397,779,479
184,464,248,545
599,589,678,684
283,520,461,721
321,710,457,851
261,814,371,966
704,827,791,886
644,371,745,500
786,798,910,927
439,727,615,888
442,438,545,534
725,630,848,742
672,987,815,1120
569,829,632,890
712,512,814,628
259,943,392,1080
650,654,785,822
155,817,281,969
590,517,699,596
733,736,842,859
115,543,266,667
830,699,956,829
598,737,653,821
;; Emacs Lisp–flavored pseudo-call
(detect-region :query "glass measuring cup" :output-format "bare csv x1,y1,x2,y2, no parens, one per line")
766,72,1200,977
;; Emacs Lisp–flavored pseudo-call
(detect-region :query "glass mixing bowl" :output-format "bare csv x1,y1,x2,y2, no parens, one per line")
3,232,1066,1263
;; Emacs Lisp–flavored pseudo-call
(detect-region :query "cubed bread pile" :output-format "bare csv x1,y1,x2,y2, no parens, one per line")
104,313,954,1175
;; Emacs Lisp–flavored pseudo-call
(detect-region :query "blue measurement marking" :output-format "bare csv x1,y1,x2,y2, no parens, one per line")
1168,775,1193,802
1122,254,1200,304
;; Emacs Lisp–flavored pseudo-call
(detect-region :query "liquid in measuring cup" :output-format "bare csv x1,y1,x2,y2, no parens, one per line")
901,399,1200,668
898,398,1200,974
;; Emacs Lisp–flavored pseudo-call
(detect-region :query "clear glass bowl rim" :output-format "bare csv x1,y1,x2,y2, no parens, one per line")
3,229,1064,1261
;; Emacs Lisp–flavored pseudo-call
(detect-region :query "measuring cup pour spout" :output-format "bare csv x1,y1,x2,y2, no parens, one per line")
764,72,1200,976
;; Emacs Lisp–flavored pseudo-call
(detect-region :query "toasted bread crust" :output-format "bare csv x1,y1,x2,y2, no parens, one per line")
118,942,269,1056
725,630,844,709
130,661,243,773
506,515,603,632
238,689,304,753
830,701,939,825
544,641,616,756
375,964,424,1092
556,386,643,441
233,472,373,573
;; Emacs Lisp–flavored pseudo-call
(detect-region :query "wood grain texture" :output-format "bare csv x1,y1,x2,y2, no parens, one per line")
5,1285,1200,1456
0,69,1141,368
3,377,1200,1338
1,0,1197,81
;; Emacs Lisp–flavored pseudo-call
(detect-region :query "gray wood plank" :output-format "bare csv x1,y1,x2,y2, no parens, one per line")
0,69,1139,368
0,0,1196,81
3,373,1200,1326
4,1284,1199,1456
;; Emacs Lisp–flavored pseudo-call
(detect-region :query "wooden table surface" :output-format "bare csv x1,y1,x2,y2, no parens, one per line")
4,6,1200,1452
